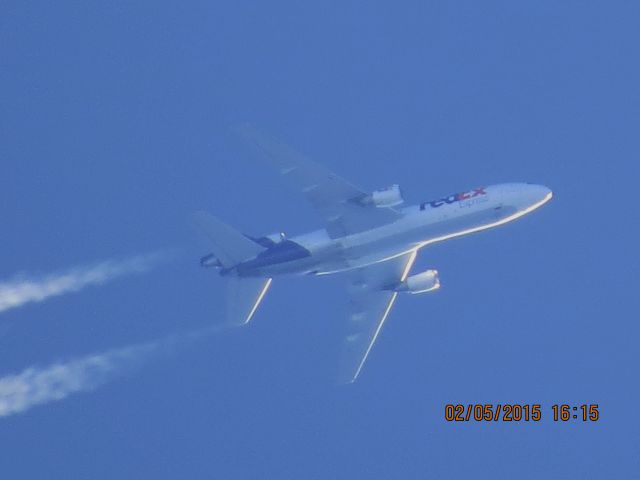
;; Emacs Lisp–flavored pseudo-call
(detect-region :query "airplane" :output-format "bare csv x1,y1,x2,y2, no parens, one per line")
192,125,553,383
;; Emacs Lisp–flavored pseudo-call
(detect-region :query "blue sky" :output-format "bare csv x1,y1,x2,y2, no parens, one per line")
1,1,639,478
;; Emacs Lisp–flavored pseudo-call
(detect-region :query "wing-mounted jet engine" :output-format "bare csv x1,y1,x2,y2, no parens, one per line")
393,269,440,294
353,184,404,208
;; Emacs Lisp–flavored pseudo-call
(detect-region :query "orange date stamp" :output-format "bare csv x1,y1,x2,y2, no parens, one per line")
444,404,599,422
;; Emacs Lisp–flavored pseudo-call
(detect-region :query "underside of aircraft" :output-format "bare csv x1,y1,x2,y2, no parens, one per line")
192,125,552,383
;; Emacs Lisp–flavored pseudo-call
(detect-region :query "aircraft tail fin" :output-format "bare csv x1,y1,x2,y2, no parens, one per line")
226,276,273,325
190,211,266,269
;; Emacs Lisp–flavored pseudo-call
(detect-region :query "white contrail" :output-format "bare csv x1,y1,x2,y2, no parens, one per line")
0,326,221,418
0,252,171,314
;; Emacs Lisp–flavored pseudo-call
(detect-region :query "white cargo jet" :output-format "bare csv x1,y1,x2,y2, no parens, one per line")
193,126,552,383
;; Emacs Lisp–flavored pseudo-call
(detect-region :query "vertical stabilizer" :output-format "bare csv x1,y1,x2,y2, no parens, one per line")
190,211,273,325
190,211,265,268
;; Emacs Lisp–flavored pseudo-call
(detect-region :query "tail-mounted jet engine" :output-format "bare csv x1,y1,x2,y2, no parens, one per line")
254,231,286,248
394,269,440,294
355,184,404,208
200,253,222,268
263,232,286,243
200,231,286,267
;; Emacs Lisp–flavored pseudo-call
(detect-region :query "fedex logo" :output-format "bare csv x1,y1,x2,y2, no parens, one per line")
420,187,487,210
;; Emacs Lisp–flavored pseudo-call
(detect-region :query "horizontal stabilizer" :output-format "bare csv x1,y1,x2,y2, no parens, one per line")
227,276,273,326
190,211,265,268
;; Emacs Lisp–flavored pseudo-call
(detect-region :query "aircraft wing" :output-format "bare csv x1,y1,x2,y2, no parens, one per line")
338,251,417,383
237,124,402,238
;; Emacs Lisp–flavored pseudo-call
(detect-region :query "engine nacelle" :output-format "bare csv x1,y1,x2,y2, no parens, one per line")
200,253,222,268
396,269,440,294
254,231,287,247
264,232,286,243
371,184,404,207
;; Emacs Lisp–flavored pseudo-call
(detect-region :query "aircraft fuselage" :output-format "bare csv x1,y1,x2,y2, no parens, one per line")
233,183,552,277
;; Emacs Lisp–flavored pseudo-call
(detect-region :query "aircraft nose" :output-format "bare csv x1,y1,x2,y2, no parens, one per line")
528,184,553,205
